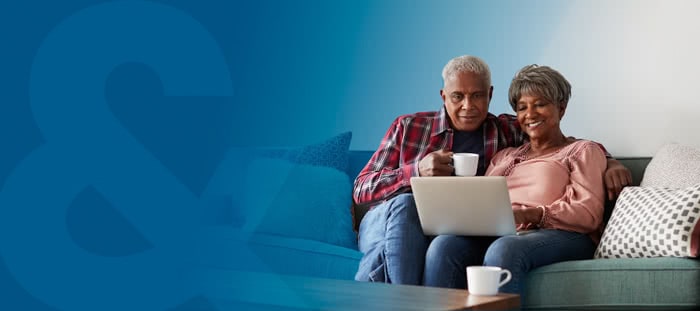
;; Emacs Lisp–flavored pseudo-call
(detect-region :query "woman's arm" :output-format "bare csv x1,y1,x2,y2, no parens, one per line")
537,142,607,233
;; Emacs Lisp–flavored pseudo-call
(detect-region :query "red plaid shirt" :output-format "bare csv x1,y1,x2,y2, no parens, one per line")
353,107,525,206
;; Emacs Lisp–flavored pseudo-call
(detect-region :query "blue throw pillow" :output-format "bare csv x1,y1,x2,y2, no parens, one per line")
281,131,352,173
201,132,355,249
243,158,357,249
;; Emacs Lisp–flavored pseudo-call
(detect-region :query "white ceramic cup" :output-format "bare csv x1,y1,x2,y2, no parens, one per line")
452,153,479,176
466,266,512,296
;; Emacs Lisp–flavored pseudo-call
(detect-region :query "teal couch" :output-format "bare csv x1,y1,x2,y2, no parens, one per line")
348,153,700,310
200,149,699,310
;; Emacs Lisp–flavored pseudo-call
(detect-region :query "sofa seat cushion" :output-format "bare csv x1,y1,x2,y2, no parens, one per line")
523,257,700,310
196,227,362,281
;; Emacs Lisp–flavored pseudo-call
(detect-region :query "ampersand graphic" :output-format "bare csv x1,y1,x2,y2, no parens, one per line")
0,1,233,310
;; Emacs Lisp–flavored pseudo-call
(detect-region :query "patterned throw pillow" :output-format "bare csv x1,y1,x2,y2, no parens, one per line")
594,185,700,258
641,143,700,188
283,131,352,173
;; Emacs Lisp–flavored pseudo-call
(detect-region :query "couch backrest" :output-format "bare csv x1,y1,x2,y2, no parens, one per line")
602,157,651,222
348,151,652,230
348,151,375,182
616,157,652,187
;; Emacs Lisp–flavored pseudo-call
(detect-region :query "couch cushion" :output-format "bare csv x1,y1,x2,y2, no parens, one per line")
243,158,357,249
641,143,700,188
524,257,700,310
595,185,700,258
197,227,361,280
282,131,352,173
202,132,354,238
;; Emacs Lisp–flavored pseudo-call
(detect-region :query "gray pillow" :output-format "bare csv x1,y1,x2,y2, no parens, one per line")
595,184,700,258
640,143,700,188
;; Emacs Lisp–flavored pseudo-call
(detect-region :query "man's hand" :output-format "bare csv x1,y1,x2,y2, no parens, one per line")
418,149,454,176
604,159,632,200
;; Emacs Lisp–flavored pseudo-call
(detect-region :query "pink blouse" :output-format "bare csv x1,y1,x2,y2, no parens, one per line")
485,140,606,243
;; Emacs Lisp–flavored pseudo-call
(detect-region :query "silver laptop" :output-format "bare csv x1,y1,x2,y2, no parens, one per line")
410,176,516,236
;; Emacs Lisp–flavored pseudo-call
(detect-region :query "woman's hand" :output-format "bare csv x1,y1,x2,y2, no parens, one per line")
513,205,544,228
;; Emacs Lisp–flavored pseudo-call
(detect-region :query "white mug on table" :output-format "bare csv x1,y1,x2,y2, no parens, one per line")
466,266,512,296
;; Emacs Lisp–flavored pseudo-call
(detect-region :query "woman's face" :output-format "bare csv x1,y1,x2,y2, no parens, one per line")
515,93,566,141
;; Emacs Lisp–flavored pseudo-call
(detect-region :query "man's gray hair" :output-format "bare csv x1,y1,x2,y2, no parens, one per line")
441,55,491,86
508,64,571,110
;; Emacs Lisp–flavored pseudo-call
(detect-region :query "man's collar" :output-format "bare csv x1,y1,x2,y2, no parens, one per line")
432,106,451,136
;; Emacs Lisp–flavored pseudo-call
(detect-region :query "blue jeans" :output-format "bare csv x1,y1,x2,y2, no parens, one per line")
423,230,595,295
355,193,429,284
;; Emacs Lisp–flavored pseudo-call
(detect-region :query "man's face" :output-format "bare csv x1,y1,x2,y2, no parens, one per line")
440,72,493,132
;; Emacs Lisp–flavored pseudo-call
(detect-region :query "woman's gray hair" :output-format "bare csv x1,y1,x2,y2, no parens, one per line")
508,64,571,110
442,55,491,86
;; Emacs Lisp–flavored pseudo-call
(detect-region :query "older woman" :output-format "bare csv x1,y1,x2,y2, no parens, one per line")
423,65,606,295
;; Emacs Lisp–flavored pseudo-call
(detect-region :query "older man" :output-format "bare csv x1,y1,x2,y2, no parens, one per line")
353,55,631,285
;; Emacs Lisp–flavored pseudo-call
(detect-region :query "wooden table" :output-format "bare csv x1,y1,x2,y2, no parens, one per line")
195,269,520,310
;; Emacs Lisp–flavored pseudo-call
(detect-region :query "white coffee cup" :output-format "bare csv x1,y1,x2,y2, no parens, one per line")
466,266,512,296
452,153,479,176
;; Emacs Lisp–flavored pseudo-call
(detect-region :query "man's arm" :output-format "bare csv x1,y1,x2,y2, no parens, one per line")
578,142,632,200
353,114,455,205
352,117,417,205
604,159,632,200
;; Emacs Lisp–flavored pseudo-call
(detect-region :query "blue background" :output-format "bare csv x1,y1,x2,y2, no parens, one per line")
4,0,653,310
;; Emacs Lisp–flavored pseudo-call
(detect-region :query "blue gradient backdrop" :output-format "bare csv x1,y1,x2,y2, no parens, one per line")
0,1,571,310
